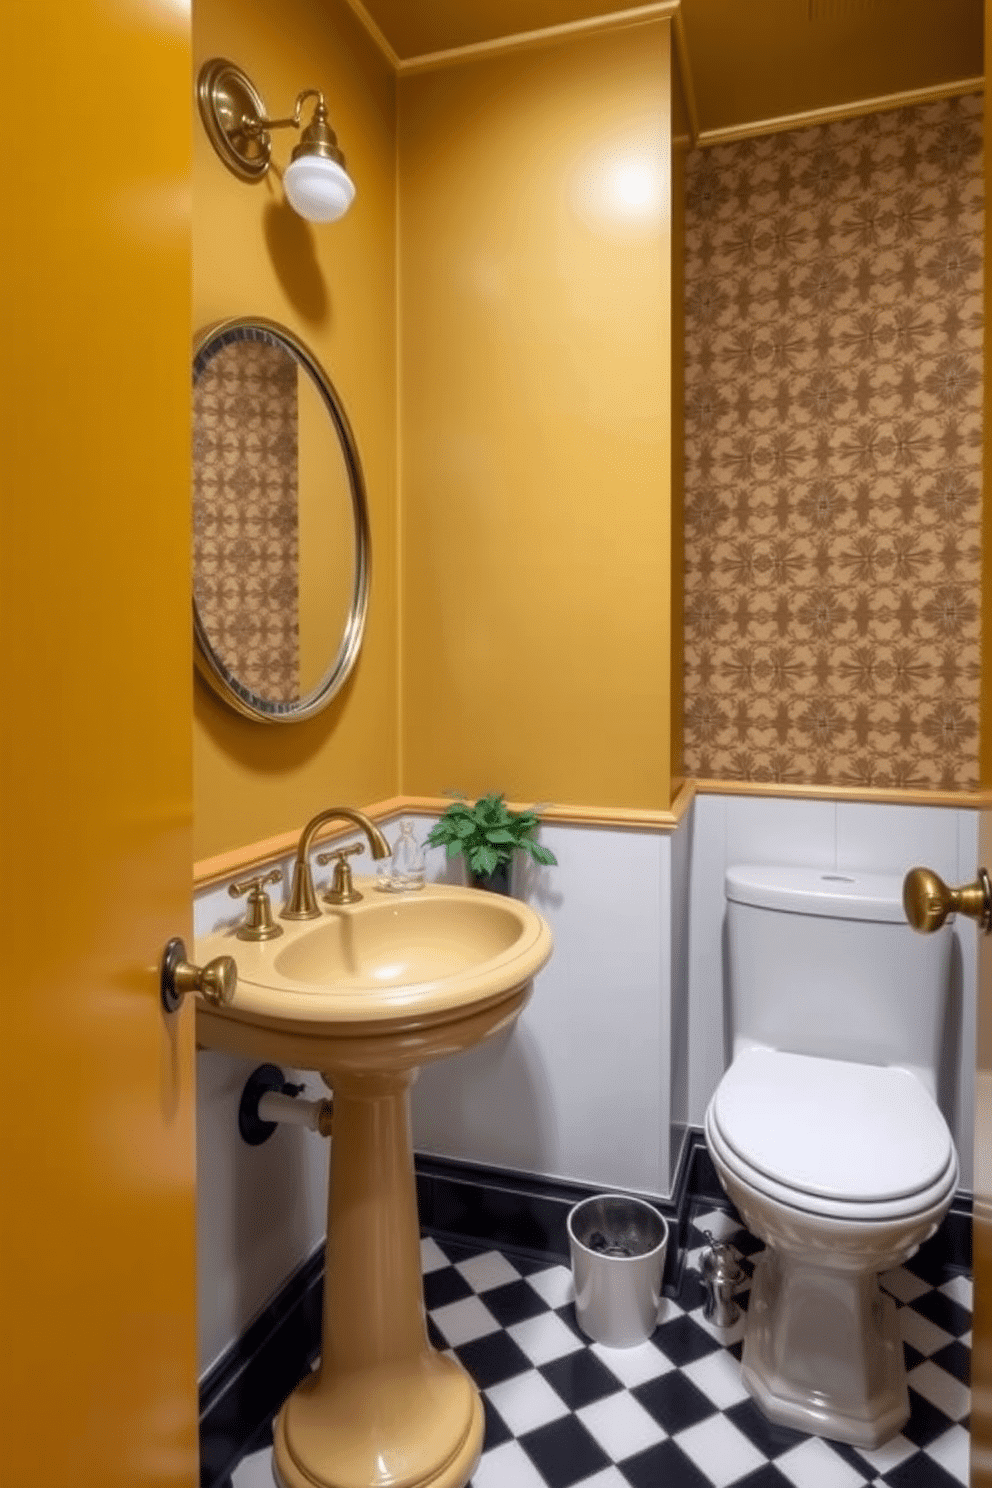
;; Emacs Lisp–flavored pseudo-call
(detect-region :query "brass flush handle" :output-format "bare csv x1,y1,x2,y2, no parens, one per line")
160,937,237,1013
902,866,992,935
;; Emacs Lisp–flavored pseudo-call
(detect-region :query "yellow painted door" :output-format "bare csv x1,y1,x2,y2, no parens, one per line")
973,814,992,1482
0,1,196,1483
977,6,992,1480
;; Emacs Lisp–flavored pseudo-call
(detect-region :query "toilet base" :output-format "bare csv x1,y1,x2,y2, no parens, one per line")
742,1249,909,1449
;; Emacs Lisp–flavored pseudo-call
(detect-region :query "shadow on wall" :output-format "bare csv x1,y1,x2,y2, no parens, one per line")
721,913,732,1074
412,1012,558,1175
515,854,563,913
197,1051,328,1375
263,198,330,327
939,933,963,1141
192,662,364,790
410,818,562,1173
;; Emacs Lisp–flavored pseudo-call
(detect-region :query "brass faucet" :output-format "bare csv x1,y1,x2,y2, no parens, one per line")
282,807,391,920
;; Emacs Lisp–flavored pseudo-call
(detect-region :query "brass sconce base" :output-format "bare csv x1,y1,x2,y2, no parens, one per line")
196,56,355,222
197,58,271,182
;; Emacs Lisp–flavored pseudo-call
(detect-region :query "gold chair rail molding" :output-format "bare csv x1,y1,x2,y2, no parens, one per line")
193,780,987,889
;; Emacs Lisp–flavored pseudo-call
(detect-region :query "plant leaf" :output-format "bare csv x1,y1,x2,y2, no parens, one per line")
469,843,500,874
528,843,558,865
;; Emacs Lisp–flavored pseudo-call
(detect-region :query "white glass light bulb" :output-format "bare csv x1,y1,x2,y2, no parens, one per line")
283,156,356,223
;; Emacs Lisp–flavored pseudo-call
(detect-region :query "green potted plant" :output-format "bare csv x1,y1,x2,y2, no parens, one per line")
426,793,557,895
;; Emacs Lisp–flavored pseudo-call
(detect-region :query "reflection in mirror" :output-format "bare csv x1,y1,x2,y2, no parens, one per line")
192,318,370,722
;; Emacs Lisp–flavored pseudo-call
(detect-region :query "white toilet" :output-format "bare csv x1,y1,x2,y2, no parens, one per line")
705,865,958,1449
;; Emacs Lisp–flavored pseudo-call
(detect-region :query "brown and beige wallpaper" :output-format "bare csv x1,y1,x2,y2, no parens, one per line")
193,336,300,704
682,95,983,790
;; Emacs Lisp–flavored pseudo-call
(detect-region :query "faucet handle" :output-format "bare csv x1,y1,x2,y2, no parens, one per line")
316,842,364,866
229,869,284,941
316,843,365,905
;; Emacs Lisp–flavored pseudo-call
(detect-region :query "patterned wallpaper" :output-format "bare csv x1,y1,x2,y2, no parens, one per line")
682,96,983,791
193,337,300,704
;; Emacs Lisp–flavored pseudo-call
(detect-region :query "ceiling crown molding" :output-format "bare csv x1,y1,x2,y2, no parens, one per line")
396,2,681,75
340,0,681,74
695,73,984,148
340,0,400,69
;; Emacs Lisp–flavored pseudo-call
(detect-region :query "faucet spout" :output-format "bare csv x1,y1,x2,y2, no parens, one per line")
282,807,391,920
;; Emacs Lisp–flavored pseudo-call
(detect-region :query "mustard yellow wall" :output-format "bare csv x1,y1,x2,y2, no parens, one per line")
193,0,398,858
983,0,992,791
670,134,687,789
398,22,676,810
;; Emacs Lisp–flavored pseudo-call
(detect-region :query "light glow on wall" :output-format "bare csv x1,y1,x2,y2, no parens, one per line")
570,128,666,235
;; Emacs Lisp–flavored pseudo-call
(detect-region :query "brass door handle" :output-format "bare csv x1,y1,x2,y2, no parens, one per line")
160,936,237,1013
902,867,992,935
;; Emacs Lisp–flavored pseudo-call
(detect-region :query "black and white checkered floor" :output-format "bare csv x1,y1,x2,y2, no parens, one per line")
230,1207,971,1488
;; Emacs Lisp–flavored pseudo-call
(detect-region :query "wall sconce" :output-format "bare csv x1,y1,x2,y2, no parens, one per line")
197,58,356,223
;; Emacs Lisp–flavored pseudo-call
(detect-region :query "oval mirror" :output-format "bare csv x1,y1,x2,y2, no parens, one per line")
192,317,370,723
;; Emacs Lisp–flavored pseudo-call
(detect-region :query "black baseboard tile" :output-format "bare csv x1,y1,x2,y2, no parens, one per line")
415,1150,690,1294
928,1190,972,1274
416,1156,590,1260
682,1129,725,1205
415,1136,972,1291
199,1247,323,1488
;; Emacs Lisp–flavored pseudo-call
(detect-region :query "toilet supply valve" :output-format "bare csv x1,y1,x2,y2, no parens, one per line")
229,869,284,941
316,842,365,905
238,1063,333,1145
699,1230,744,1329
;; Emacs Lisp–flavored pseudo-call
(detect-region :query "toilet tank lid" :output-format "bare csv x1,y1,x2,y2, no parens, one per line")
726,865,907,922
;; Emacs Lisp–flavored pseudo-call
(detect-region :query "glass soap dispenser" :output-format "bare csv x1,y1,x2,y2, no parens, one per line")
387,818,426,892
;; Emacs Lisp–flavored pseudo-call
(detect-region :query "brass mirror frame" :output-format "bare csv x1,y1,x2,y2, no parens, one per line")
192,317,371,724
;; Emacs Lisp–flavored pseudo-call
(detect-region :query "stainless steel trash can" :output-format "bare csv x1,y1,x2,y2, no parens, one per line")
567,1194,668,1348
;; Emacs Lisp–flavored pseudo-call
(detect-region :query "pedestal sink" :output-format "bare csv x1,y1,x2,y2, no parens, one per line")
196,882,553,1488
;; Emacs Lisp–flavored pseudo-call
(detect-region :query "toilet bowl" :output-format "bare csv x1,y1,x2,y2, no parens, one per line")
706,866,958,1448
706,1046,956,1446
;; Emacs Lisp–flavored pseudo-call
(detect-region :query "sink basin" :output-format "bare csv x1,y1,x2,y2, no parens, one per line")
195,880,552,1072
195,877,552,1488
274,893,529,990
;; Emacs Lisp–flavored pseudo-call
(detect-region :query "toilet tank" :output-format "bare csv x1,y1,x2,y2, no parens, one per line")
726,865,953,1095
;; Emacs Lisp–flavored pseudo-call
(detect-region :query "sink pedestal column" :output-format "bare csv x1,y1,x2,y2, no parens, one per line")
273,1068,484,1488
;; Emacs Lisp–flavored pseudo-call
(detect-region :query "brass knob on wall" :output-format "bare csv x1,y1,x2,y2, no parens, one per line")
160,937,238,1013
902,866,992,935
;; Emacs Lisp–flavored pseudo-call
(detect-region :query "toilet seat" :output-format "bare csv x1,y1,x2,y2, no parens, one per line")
707,1047,957,1223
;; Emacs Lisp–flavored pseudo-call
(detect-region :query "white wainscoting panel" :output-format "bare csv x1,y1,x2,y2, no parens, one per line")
412,822,672,1196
